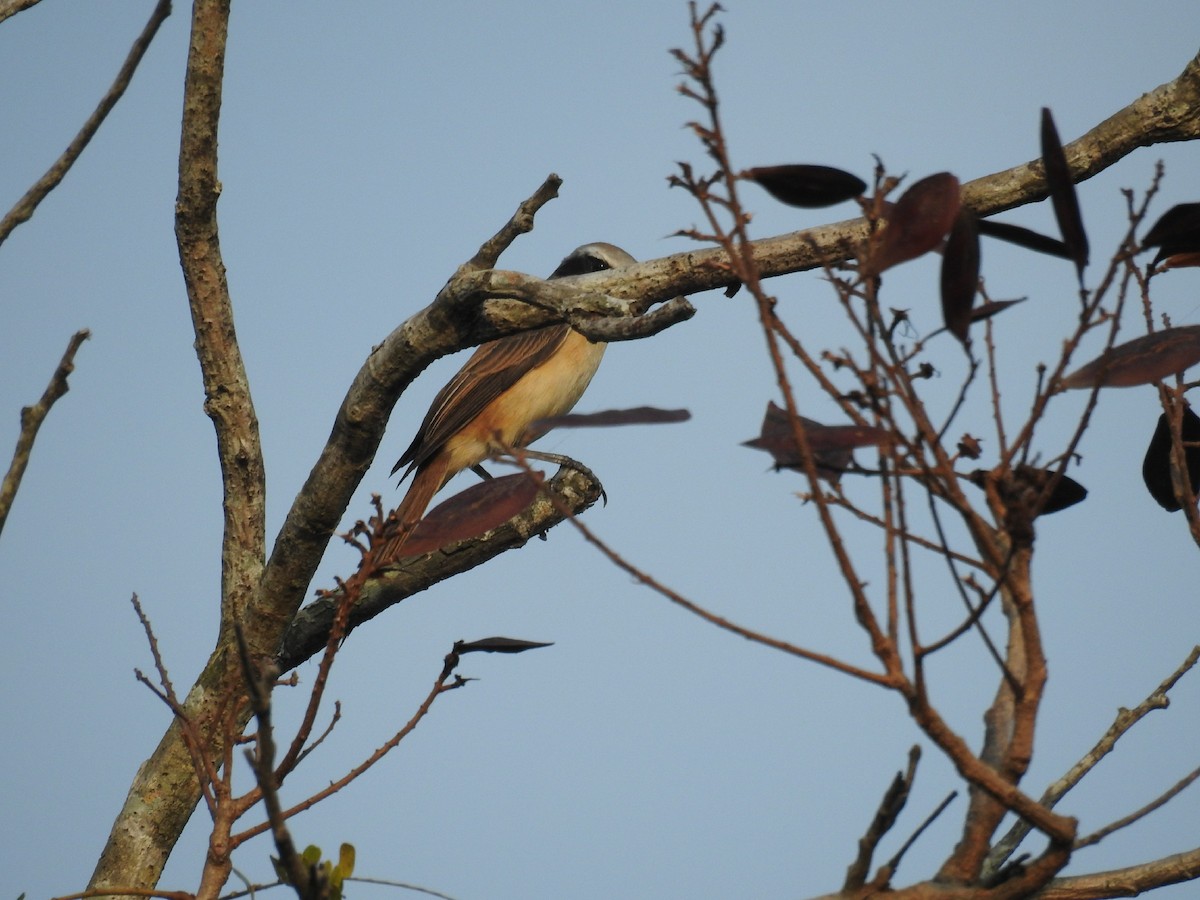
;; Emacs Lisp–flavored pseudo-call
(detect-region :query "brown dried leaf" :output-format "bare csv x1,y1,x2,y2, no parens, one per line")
1040,107,1089,278
869,172,961,274
537,406,691,429
1159,251,1200,270
742,401,890,482
968,465,1088,516
969,298,1026,323
400,472,542,557
1060,326,1200,390
1142,405,1200,512
743,164,866,208
940,207,980,343
977,219,1072,260
456,636,555,654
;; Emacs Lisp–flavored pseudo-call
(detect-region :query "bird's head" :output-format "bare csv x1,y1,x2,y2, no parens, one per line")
549,242,637,278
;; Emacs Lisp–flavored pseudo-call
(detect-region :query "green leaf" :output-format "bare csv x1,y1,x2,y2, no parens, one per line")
339,842,357,878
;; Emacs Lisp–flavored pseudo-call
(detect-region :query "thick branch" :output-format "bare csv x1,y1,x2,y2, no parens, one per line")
0,0,44,27
0,328,89,537
0,0,172,248
586,50,1200,308
276,465,604,672
1035,846,1200,900
88,1,262,895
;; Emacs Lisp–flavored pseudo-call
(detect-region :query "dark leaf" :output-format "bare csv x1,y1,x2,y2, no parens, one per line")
1158,251,1200,270
457,636,555,654
1142,405,1200,511
1141,202,1200,265
1040,107,1089,278
1060,326,1200,390
968,465,1088,516
399,472,542,557
742,401,890,482
743,164,866,208
978,219,1073,260
957,434,983,460
870,172,961,274
537,406,691,429
940,207,980,343
969,298,1026,323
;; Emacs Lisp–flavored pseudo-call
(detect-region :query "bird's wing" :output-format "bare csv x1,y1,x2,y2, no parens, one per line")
392,324,572,477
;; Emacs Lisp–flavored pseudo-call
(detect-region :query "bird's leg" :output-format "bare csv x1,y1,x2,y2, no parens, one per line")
470,464,493,481
514,449,607,506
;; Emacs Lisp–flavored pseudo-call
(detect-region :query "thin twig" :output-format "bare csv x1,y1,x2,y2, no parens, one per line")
231,657,466,847
985,645,1200,875
1075,764,1200,849
0,0,172,247
0,328,89,537
130,593,221,815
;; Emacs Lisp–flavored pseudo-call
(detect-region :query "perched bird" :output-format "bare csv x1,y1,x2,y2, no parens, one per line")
381,241,636,560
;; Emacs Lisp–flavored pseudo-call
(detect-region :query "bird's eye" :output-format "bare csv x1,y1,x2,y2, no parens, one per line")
587,258,612,273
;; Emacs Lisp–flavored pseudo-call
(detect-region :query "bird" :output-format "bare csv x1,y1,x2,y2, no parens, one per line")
379,241,636,561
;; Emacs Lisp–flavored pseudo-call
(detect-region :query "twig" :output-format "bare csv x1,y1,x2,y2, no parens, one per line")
130,593,221,815
231,653,466,847
1076,764,1200,849
505,446,894,686
234,623,313,899
984,645,1200,875
346,877,460,900
0,328,89,537
843,746,921,891
876,791,958,885
466,173,561,270
0,0,172,247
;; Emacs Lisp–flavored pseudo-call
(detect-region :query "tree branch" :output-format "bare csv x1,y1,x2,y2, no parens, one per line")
276,464,603,672
0,328,88,538
1035,846,1200,900
0,0,172,248
81,39,1200,896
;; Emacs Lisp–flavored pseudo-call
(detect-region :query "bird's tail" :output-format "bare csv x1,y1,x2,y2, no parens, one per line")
377,453,451,563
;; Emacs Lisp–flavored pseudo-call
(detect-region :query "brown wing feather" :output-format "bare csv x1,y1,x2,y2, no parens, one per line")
392,324,572,477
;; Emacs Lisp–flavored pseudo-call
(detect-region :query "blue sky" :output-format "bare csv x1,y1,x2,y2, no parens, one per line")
2,3,1199,899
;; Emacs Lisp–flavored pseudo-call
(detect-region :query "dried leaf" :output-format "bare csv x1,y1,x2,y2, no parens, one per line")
969,298,1026,323
742,401,890,482
1158,251,1200,270
537,406,691,429
456,636,555,654
977,219,1072,260
1142,405,1200,512
1141,202,1200,265
399,472,542,557
1040,107,1089,278
940,207,980,343
870,172,961,274
1060,326,1200,390
743,164,866,208
968,465,1088,516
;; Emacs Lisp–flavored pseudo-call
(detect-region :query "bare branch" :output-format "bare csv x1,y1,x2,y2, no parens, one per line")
0,328,88,537
843,746,921,891
1035,846,1200,899
1076,763,1200,849
276,464,604,672
465,172,561,270
0,0,172,247
985,645,1200,875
